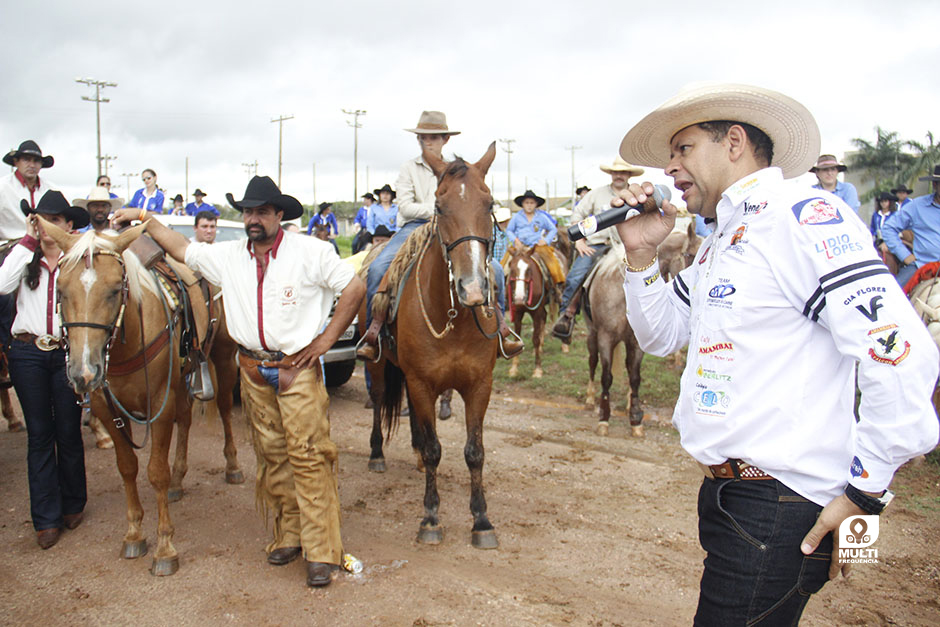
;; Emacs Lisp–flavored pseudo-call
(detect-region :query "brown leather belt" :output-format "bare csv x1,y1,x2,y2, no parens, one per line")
700,459,773,481
237,345,285,363
13,332,63,351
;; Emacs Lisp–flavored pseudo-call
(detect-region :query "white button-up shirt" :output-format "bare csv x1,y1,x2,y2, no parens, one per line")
623,167,939,505
0,236,62,337
184,229,355,355
0,172,57,241
395,156,438,227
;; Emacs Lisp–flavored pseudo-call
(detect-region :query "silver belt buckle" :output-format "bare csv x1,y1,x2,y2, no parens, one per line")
35,334,59,351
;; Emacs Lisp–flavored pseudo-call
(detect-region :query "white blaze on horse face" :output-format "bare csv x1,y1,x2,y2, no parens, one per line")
80,267,97,296
514,259,529,303
460,183,466,200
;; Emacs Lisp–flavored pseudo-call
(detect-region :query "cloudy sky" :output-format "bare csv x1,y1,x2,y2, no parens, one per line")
2,0,937,212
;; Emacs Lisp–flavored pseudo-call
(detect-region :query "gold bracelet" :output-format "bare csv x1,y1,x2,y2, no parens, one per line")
139,209,147,222
624,254,658,273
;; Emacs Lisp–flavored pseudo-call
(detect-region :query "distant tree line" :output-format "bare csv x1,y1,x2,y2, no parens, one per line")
849,126,939,202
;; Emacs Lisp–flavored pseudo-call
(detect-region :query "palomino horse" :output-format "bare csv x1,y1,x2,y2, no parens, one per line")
43,219,242,576
378,143,502,549
505,246,564,378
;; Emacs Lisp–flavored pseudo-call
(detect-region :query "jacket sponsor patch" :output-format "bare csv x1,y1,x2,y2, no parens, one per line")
693,386,731,416
643,271,660,286
850,456,869,479
743,200,766,216
707,279,736,309
855,295,884,322
867,323,910,365
698,338,734,362
725,225,748,255
792,197,843,226
815,234,864,259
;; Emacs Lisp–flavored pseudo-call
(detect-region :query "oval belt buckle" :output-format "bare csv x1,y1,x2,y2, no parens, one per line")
35,334,59,352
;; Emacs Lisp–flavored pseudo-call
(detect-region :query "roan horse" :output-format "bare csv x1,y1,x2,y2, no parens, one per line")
505,246,564,378
374,143,502,549
43,219,242,576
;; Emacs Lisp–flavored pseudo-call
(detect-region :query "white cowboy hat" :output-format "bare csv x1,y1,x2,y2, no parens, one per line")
404,111,460,135
619,83,820,179
73,186,124,211
493,204,511,223
599,156,644,176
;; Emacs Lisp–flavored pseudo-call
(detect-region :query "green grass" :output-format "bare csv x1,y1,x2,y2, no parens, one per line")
336,235,352,257
492,316,681,410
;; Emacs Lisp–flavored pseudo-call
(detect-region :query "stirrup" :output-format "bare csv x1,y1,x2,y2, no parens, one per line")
497,326,524,359
355,334,382,363
552,313,575,340
188,358,215,401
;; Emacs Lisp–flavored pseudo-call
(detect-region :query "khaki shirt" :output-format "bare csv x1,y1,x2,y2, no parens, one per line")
395,156,438,227
571,184,621,246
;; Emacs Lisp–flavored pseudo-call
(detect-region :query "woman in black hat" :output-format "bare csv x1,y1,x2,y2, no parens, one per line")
367,184,399,238
870,191,897,246
0,191,89,550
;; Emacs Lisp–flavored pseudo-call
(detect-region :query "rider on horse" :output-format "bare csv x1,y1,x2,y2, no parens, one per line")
504,190,566,288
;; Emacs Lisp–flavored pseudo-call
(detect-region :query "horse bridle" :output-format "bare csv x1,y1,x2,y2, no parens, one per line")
58,249,129,358
433,206,496,305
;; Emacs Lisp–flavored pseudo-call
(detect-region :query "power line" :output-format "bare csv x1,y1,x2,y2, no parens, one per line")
565,145,582,209
342,109,366,201
270,114,294,188
499,138,516,206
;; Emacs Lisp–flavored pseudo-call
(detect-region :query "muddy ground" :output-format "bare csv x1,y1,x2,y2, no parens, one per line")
0,368,938,626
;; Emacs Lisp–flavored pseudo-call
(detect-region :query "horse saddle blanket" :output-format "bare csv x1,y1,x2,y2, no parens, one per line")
153,257,210,351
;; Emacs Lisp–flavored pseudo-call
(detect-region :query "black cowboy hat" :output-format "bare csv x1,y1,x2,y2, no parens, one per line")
373,225,394,238
514,189,545,208
226,176,303,221
172,194,184,203
3,140,54,168
374,184,396,200
876,191,898,203
193,188,207,196
576,186,591,195
21,191,89,230
890,184,914,194
361,192,376,201
318,201,332,213
918,165,940,182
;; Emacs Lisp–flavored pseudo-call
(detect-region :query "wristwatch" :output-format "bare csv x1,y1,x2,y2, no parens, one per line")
845,483,894,515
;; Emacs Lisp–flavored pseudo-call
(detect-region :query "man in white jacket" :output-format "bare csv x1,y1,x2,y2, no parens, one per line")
614,83,939,625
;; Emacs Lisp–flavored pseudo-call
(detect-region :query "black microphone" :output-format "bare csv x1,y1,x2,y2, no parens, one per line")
567,184,672,241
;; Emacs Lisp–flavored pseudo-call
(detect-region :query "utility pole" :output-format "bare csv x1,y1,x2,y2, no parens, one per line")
270,114,294,188
565,145,582,209
312,163,317,207
499,138,515,206
75,77,117,178
101,155,117,177
120,172,138,201
241,160,258,176
365,165,370,194
342,109,366,201
184,157,189,200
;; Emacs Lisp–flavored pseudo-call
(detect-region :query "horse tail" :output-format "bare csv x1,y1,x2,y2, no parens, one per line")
380,360,404,438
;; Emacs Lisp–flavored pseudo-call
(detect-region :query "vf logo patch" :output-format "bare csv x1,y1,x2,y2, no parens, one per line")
856,295,884,322
867,324,910,365
791,197,843,226
838,515,880,564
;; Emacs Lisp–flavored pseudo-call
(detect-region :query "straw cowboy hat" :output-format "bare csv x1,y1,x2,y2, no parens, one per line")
600,156,644,176
21,191,89,230
809,154,847,173
493,204,512,223
226,176,303,220
73,186,124,211
514,190,545,208
918,165,940,182
3,140,54,168
619,83,820,179
404,111,460,135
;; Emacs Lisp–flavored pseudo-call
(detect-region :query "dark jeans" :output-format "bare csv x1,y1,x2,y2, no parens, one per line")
560,244,607,309
8,340,86,531
695,477,832,626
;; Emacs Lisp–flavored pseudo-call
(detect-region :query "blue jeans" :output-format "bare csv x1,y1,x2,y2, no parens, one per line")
8,340,86,531
695,477,831,626
560,244,607,309
366,219,505,321
896,262,917,288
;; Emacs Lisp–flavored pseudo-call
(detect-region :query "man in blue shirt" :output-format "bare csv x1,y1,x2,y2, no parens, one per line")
506,189,565,289
891,184,914,211
185,189,219,217
351,193,373,254
883,165,940,288
811,154,860,212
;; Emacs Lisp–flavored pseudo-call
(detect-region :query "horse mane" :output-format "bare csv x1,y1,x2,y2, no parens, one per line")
371,222,435,320
596,242,626,282
442,158,469,179
60,231,160,301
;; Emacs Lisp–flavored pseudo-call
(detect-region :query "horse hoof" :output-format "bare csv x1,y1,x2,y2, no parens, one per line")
7,421,23,432
595,422,609,437
508,365,518,377
533,367,543,379
368,459,387,473
225,470,245,484
471,529,498,550
150,556,179,576
631,425,645,438
416,525,443,545
96,436,114,449
167,488,183,503
438,402,452,421
122,539,148,559
561,343,570,354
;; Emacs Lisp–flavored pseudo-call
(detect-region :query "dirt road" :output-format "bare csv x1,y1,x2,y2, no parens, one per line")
1,371,938,625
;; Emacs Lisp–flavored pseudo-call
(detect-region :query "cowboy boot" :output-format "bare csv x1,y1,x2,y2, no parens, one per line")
552,292,580,340
356,306,387,362
494,308,524,358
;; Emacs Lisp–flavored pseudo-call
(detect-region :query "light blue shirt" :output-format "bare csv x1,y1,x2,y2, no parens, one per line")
506,210,557,247
129,188,165,213
367,203,398,234
185,201,219,217
883,193,940,267
812,180,860,212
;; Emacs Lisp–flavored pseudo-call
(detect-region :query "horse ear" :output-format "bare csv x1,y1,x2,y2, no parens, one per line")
37,215,81,254
112,221,149,253
423,145,448,179
474,142,497,176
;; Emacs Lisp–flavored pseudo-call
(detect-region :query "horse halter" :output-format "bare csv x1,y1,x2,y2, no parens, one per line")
432,206,496,304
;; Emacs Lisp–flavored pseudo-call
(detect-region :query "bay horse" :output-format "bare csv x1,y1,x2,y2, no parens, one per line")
378,143,502,549
42,219,242,576
505,246,563,378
